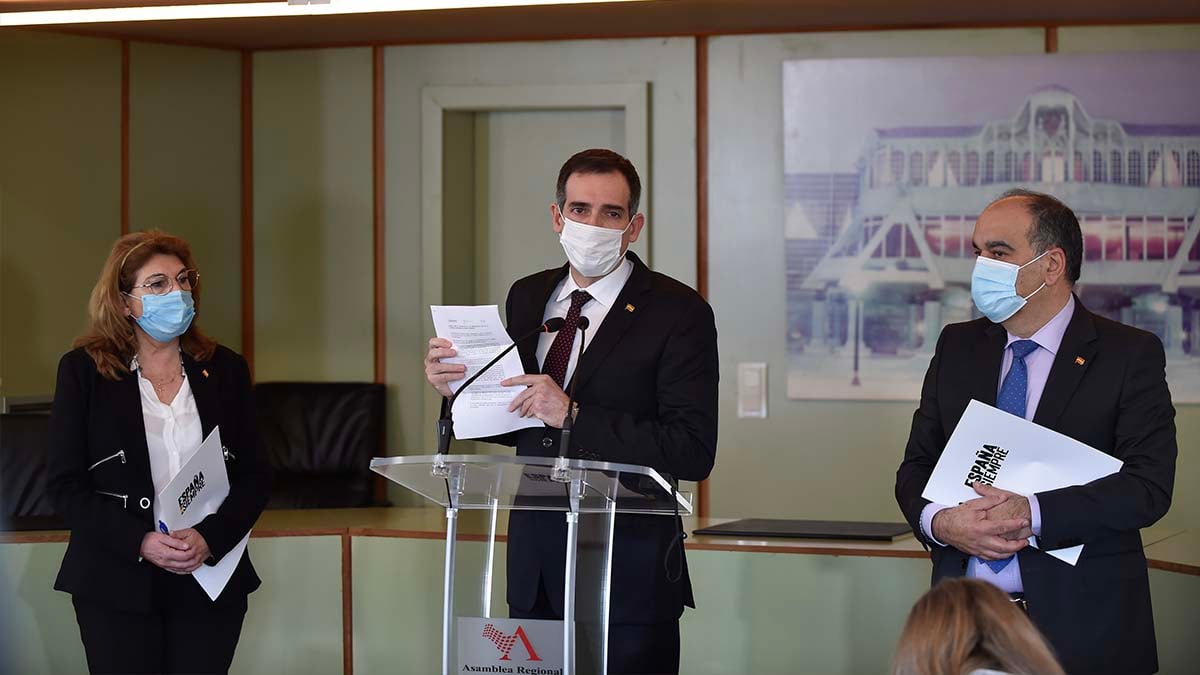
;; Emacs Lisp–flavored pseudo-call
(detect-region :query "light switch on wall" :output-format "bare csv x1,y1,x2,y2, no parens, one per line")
737,362,768,419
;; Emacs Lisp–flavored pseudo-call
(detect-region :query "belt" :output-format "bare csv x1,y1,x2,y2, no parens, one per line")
1008,592,1028,613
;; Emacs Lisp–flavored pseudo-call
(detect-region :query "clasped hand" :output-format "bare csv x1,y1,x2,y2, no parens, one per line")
931,483,1033,561
140,528,211,574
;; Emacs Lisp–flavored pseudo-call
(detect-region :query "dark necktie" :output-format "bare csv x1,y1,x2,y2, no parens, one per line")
983,338,1040,573
541,290,592,389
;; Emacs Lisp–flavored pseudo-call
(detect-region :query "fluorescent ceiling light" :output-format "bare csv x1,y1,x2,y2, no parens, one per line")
0,0,650,27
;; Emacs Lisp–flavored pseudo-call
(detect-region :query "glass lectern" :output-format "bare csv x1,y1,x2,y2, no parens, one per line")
370,454,692,675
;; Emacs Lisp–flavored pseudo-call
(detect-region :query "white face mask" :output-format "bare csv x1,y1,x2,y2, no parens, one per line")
558,212,632,278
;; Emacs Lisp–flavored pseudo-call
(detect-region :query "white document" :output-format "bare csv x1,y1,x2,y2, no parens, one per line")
431,305,544,440
922,399,1123,566
154,426,250,600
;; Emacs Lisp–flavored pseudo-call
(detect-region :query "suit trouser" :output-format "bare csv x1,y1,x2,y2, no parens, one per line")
509,574,681,675
72,586,248,675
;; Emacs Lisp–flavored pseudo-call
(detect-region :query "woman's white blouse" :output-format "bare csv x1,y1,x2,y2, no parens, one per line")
134,357,203,496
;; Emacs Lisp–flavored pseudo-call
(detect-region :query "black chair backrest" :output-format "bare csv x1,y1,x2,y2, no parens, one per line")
254,382,385,509
1,412,64,530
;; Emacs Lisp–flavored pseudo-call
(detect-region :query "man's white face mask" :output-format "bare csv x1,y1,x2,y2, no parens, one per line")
558,211,632,278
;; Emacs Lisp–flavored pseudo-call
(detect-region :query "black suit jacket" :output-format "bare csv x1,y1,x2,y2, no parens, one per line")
895,297,1176,675
46,345,271,613
495,252,719,624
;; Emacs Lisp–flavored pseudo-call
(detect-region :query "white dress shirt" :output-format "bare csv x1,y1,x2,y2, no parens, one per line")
133,355,204,496
535,257,634,382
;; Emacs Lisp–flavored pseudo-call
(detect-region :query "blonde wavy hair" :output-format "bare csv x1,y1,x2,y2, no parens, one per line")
892,578,1065,675
75,230,216,380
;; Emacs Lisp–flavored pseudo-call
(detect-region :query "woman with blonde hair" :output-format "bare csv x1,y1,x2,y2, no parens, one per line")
46,230,270,674
893,578,1065,675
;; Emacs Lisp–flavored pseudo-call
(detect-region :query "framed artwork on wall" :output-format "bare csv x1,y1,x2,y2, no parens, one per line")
783,52,1200,402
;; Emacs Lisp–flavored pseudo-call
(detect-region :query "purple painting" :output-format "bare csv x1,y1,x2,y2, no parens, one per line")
783,53,1200,401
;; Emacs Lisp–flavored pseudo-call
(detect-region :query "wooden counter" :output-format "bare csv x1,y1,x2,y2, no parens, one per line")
1144,529,1200,576
3,507,1196,575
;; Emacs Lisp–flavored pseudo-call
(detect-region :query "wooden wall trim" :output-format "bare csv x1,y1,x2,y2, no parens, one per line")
695,37,708,303
695,35,710,521
36,13,1200,53
240,49,255,377
372,46,389,505
341,533,354,675
373,46,386,387
120,39,129,235
241,16,1200,52
34,26,245,52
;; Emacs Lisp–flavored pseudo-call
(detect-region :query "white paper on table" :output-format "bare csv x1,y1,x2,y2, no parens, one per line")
922,399,1123,566
154,426,250,600
431,305,544,440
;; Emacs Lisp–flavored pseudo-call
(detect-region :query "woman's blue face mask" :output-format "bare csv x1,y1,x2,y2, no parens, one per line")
127,290,195,343
970,250,1048,324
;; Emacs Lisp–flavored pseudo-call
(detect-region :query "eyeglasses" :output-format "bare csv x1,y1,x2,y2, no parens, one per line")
129,269,199,296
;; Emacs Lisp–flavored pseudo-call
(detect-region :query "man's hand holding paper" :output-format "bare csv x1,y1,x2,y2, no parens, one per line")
502,373,570,429
976,483,1034,540
922,399,1123,566
429,305,545,439
930,489,1030,560
425,337,467,398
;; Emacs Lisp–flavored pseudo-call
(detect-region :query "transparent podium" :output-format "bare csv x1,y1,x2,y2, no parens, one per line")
370,454,692,675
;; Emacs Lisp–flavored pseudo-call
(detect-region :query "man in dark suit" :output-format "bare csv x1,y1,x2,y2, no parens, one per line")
895,189,1176,674
425,148,718,674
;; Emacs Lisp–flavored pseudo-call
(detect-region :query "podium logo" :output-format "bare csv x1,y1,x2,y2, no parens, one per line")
482,624,542,662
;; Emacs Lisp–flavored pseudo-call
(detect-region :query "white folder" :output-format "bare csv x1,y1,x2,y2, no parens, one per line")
922,399,1123,566
153,426,251,600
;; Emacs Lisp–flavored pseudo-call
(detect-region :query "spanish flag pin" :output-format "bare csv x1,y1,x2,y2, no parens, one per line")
202,369,210,378
625,304,635,313
1074,357,1086,366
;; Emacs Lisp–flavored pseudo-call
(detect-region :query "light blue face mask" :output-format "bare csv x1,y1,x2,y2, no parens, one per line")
970,251,1048,323
128,290,195,343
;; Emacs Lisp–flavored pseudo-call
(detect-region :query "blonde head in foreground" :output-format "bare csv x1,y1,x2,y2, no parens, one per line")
892,578,1065,675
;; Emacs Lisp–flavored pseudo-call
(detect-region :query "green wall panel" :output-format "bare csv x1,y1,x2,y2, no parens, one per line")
129,41,242,352
0,31,120,398
252,48,374,383
0,537,342,675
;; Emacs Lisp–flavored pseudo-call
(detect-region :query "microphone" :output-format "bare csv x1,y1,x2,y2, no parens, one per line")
436,317,566,454
555,315,590,472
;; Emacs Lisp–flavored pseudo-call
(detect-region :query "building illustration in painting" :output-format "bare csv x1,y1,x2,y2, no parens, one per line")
787,86,1200,400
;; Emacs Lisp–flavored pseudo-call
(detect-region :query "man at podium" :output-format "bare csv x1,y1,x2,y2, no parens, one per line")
424,148,719,674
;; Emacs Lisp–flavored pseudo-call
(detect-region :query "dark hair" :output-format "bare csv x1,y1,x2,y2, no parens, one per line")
996,188,1083,284
555,148,642,215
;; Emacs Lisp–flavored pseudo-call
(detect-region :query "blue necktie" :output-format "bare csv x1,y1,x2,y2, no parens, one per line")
982,339,1039,573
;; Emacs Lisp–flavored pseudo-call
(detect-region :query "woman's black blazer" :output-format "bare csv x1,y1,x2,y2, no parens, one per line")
46,345,271,613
